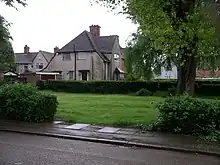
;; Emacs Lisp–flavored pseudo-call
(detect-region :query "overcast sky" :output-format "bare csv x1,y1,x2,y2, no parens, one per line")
0,0,137,53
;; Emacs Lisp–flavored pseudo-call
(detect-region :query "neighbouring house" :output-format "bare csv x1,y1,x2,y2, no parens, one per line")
53,25,125,80
15,45,54,74
154,65,220,79
154,65,178,79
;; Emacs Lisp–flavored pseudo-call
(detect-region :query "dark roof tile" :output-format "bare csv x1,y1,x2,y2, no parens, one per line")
40,51,54,62
94,36,116,53
58,31,94,53
58,31,117,62
15,52,38,64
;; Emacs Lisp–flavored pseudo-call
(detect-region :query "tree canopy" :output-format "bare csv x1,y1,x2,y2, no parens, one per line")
93,0,220,94
125,31,172,80
0,0,26,73
0,16,15,72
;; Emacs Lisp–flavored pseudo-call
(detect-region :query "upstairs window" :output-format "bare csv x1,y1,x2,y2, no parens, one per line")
24,65,29,72
62,53,71,61
77,54,86,60
36,63,43,69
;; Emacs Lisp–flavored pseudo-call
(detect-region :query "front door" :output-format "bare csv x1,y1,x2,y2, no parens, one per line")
81,71,88,81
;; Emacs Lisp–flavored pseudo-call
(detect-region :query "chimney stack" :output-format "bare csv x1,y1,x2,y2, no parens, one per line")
89,25,101,37
54,46,59,53
24,45,30,54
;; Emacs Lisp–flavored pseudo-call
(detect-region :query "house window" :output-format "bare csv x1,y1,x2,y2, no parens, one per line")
36,63,43,69
69,71,74,80
24,65,29,72
77,54,86,60
62,53,71,61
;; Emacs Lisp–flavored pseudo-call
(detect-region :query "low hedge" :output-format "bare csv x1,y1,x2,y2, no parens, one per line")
37,80,176,94
155,95,220,137
0,84,58,122
37,80,220,96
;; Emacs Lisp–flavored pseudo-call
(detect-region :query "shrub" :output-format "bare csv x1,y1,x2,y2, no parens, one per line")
153,91,169,97
155,95,220,137
0,84,58,122
37,80,176,94
36,79,220,96
168,87,176,96
136,88,153,96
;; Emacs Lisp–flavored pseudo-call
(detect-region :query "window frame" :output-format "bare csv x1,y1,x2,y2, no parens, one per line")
36,63,44,69
62,53,71,61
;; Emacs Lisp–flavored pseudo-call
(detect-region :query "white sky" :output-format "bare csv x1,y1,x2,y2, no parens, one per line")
0,0,137,53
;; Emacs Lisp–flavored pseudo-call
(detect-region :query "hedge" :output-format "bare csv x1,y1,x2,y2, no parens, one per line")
37,80,177,94
0,83,58,122
36,80,220,96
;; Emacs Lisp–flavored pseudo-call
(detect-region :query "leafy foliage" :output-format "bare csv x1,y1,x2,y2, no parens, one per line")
0,84,58,122
0,16,15,73
37,80,220,96
136,88,153,96
155,95,220,138
125,31,172,80
0,0,26,73
37,80,176,94
93,0,220,94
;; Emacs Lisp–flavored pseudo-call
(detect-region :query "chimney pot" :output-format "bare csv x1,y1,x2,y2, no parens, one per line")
54,46,59,53
24,45,30,54
89,25,101,37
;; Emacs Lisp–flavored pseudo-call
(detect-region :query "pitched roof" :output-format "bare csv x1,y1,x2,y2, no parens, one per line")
58,31,118,62
94,36,117,53
15,52,38,64
40,51,54,62
15,51,54,64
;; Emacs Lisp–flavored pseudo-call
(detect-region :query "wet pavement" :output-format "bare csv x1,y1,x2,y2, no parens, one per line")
0,132,220,165
0,120,220,155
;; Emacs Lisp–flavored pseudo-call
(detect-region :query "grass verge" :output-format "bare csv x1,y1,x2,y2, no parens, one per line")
46,91,164,127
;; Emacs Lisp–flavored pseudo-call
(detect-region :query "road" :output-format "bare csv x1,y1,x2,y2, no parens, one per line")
0,132,219,165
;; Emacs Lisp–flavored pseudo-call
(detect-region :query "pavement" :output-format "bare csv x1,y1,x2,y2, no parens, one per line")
0,120,220,157
1,132,220,165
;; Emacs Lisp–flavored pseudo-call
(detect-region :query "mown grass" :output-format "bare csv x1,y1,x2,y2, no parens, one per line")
47,91,164,127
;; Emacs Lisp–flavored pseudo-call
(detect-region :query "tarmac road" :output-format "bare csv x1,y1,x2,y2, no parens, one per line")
0,132,219,165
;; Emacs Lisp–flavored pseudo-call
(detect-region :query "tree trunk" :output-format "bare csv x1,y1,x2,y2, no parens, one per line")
185,55,197,95
177,64,185,94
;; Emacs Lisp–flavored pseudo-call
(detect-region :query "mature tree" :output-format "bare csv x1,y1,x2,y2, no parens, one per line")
125,31,172,80
0,16,15,72
0,0,26,74
93,0,220,94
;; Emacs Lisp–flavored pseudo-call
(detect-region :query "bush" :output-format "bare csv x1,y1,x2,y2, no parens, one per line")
0,84,58,122
37,80,220,96
37,80,176,94
136,88,153,96
155,95,220,137
168,87,176,96
153,91,169,97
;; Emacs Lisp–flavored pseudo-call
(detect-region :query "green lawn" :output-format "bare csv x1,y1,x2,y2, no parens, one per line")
47,91,164,127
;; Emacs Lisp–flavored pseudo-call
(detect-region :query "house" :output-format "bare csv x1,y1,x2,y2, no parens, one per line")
154,65,178,79
53,25,125,80
15,45,54,74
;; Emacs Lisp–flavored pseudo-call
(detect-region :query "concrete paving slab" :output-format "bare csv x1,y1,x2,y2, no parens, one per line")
98,127,120,133
116,128,138,135
65,124,90,130
81,125,103,132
